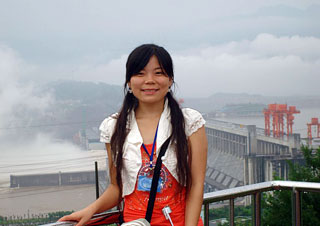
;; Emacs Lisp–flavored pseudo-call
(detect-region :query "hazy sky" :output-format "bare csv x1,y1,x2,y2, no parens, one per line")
0,0,320,188
1,0,320,98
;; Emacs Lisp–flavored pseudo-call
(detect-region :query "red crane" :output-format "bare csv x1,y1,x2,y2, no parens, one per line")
263,104,300,138
307,118,320,142
287,106,300,136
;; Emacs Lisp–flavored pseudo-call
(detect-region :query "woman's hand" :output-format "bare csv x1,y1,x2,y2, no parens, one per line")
58,143,121,226
58,207,95,226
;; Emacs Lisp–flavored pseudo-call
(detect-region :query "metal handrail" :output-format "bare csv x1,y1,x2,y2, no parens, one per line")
44,181,320,226
202,180,320,226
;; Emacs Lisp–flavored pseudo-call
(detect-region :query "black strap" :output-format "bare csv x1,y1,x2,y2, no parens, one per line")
145,136,171,223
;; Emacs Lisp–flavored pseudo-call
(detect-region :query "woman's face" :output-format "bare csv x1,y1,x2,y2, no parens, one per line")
128,55,173,106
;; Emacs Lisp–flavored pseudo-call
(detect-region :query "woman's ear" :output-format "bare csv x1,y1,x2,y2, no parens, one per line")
169,79,173,88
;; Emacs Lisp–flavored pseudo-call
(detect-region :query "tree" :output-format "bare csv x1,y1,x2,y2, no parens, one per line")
262,146,320,226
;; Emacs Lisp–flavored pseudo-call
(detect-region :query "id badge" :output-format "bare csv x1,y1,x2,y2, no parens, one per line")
137,175,163,192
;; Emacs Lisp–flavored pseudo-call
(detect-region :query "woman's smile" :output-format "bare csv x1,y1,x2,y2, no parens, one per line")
141,88,159,95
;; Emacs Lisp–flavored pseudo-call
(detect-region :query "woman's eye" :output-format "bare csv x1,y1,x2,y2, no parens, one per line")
155,71,164,75
136,72,144,76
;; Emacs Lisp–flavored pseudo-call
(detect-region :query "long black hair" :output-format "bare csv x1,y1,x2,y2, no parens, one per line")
110,44,191,199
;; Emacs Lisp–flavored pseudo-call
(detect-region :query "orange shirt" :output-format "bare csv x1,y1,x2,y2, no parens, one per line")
123,143,203,226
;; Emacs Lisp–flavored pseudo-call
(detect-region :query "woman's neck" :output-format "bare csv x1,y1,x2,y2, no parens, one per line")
135,100,165,119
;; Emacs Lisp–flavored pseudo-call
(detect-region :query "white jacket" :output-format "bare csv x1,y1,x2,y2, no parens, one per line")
99,100,205,197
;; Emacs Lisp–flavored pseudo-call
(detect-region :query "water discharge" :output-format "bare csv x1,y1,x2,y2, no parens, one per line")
0,133,107,191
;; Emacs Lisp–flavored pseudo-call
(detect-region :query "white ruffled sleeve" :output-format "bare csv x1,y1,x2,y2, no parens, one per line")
182,108,206,137
99,113,118,143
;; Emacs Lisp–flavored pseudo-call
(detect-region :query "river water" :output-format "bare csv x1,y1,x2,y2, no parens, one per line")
0,136,108,216
1,108,319,190
0,145,107,192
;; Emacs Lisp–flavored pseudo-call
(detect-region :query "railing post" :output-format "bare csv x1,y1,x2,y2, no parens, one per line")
292,188,301,226
229,198,234,226
252,192,261,226
204,203,209,226
95,161,99,199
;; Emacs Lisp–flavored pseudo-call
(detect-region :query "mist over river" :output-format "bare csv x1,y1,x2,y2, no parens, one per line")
0,138,107,192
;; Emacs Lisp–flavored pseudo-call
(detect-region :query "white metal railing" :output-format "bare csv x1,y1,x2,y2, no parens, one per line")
202,180,320,226
42,180,320,226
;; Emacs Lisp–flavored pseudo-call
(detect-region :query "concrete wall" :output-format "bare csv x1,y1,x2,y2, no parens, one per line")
10,171,108,188
205,122,304,191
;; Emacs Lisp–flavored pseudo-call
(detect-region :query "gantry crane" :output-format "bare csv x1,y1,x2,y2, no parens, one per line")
263,104,300,138
307,118,320,143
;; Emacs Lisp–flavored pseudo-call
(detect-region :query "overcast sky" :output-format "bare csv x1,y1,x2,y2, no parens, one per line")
1,0,320,98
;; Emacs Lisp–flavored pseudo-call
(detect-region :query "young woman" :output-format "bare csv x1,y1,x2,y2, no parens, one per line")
60,44,207,226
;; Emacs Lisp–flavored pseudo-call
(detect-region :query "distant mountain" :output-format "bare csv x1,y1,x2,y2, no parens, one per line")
43,81,320,114
30,80,320,140
45,80,123,107
34,80,124,139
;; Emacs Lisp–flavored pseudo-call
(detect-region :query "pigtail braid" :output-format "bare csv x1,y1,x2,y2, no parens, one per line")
167,92,192,193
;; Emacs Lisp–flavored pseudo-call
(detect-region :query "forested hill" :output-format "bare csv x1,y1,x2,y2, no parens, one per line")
44,80,320,114
35,80,124,140
45,80,123,105
28,80,320,140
